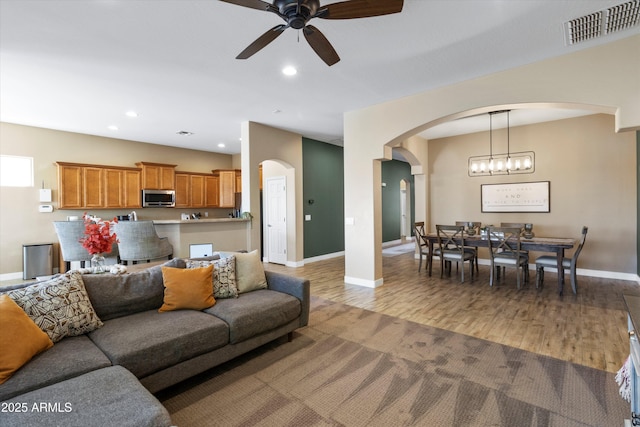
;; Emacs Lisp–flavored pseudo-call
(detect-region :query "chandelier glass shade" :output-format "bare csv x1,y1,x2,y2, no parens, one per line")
468,110,535,177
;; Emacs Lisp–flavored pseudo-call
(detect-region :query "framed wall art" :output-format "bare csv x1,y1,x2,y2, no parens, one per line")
481,181,550,213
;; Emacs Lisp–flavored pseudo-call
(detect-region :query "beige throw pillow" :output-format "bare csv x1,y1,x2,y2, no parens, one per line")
235,250,268,294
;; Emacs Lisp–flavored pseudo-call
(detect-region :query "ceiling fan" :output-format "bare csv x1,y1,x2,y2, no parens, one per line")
219,0,404,66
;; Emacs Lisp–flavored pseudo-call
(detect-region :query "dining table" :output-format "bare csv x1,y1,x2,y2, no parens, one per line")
422,233,576,295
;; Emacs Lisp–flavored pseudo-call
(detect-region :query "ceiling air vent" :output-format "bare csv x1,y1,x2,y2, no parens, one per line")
564,0,639,45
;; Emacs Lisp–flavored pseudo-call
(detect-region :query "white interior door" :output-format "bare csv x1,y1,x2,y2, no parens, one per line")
265,176,287,265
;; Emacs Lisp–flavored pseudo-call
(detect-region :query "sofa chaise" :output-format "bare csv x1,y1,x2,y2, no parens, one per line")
0,252,310,427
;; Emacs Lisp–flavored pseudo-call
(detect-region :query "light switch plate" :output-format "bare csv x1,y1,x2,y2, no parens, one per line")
305,215,311,221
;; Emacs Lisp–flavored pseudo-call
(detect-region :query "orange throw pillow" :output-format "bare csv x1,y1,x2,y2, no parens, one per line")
0,294,53,384
159,265,216,312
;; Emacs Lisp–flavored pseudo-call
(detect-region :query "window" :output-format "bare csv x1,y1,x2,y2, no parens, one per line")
0,155,34,187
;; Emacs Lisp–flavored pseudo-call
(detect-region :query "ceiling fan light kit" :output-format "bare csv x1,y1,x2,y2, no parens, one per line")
220,0,404,65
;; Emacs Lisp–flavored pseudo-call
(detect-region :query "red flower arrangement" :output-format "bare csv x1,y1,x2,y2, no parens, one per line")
80,213,119,255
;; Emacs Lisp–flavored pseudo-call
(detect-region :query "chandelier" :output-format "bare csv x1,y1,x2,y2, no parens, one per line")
468,110,535,177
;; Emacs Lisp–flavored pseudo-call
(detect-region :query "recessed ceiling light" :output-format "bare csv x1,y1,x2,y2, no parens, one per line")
282,66,297,76
176,131,194,136
125,111,138,118
218,143,226,148
107,125,118,131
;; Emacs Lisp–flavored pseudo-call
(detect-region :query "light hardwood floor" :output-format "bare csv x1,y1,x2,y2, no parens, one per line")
264,247,640,374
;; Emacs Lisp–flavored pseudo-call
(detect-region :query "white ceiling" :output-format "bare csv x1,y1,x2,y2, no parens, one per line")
1,1,638,155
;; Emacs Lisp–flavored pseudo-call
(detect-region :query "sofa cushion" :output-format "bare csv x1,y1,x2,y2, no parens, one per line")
0,366,172,427
204,289,301,344
0,295,53,385
88,309,229,378
186,256,238,299
159,265,215,312
7,271,103,343
82,258,186,320
0,335,111,401
235,250,268,294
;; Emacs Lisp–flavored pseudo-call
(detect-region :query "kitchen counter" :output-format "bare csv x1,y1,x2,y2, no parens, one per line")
152,218,249,225
152,218,251,257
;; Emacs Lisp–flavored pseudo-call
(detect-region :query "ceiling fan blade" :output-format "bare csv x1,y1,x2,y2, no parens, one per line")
303,25,340,66
218,0,272,12
317,0,404,20
236,24,288,59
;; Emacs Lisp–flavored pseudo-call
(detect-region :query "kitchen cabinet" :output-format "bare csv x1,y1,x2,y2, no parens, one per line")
136,162,176,190
57,163,84,209
175,173,190,208
205,175,219,207
175,172,209,208
213,169,240,208
104,168,141,208
56,162,142,209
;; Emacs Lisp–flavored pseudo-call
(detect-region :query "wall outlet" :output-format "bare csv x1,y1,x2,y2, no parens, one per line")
305,214,311,221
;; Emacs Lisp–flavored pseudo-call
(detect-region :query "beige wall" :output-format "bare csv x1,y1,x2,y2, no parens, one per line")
241,121,304,266
0,122,233,276
344,34,640,286
428,114,636,273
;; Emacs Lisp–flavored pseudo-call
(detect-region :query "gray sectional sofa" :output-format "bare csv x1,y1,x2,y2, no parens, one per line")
0,257,310,427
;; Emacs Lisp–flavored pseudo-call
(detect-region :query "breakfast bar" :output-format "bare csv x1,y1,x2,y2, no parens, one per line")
153,218,251,258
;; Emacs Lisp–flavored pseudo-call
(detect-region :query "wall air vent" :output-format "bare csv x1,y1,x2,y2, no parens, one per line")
564,0,639,45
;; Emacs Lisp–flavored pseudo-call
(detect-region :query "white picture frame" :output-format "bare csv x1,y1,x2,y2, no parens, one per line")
481,181,550,213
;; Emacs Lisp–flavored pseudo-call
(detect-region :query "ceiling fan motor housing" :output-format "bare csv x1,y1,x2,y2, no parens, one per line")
274,0,319,29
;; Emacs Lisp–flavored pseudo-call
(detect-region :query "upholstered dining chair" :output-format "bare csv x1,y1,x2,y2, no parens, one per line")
436,224,475,283
413,222,429,272
535,226,588,294
53,220,119,272
487,226,529,290
113,221,173,265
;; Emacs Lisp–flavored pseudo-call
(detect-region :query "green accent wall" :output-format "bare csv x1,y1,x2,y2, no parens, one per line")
302,138,345,258
381,160,415,242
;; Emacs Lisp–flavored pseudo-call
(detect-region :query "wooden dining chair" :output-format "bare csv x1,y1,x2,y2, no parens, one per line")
499,222,530,281
413,222,429,273
535,226,588,294
436,224,475,283
487,226,529,289
455,221,480,273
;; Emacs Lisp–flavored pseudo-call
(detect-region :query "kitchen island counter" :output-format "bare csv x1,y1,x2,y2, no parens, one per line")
153,218,251,257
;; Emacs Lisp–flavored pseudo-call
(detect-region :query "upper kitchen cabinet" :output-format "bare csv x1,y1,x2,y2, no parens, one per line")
213,169,240,208
136,162,176,190
175,172,215,208
56,162,141,209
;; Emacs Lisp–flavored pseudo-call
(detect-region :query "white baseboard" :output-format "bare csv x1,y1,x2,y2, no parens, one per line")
0,271,24,282
304,251,345,264
344,275,384,288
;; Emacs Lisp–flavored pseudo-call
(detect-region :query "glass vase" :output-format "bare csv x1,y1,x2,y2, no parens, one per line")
91,254,106,274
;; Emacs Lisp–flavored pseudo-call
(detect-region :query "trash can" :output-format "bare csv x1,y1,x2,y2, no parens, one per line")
23,243,53,280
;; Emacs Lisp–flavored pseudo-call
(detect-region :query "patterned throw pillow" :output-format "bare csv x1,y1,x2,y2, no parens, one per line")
8,271,104,343
186,255,238,299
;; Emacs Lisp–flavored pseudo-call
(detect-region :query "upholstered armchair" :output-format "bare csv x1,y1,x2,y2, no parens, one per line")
53,221,119,271
113,221,173,265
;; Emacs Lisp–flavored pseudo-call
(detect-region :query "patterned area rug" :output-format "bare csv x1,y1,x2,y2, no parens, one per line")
160,297,628,426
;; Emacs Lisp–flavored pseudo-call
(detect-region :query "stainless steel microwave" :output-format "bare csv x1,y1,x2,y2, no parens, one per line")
141,189,175,207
